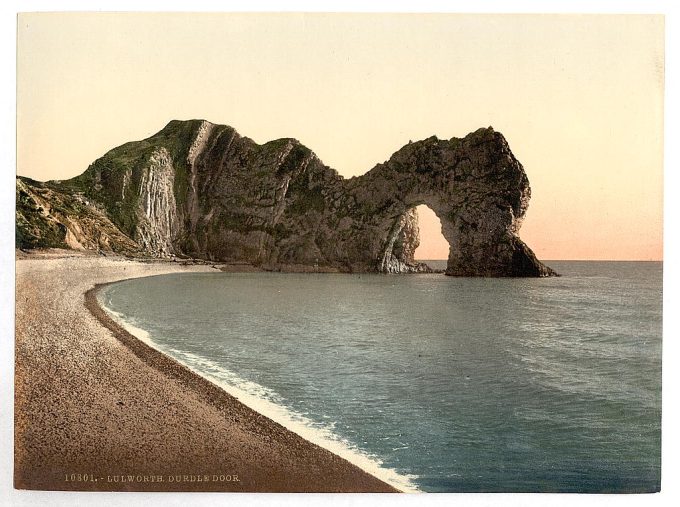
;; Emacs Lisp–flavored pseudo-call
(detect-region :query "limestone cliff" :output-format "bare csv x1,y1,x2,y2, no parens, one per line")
16,177,139,254
16,119,556,277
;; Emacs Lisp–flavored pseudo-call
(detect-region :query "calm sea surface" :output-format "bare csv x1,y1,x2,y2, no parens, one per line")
100,261,662,492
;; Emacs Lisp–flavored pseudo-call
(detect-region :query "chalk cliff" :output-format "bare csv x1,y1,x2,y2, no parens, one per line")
16,119,556,276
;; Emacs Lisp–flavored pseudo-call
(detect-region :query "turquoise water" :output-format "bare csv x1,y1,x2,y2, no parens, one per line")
100,261,662,492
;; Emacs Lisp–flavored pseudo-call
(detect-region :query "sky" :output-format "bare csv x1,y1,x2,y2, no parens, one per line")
16,12,664,260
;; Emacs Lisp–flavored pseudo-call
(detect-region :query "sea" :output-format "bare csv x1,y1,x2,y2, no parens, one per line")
99,260,662,493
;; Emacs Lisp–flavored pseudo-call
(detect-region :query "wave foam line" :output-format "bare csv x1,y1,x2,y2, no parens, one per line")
99,294,420,493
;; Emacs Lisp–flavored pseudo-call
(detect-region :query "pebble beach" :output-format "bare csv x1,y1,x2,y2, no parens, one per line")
14,250,397,492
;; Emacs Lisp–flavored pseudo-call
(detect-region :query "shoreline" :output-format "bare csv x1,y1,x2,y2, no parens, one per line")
14,251,400,492
16,248,447,274
89,281,414,492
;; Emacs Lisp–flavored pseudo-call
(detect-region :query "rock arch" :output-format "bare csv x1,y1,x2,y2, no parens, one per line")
342,128,556,276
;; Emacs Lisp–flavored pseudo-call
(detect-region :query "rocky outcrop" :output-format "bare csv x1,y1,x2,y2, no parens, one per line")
16,119,556,276
15,178,139,254
135,148,178,257
378,209,432,273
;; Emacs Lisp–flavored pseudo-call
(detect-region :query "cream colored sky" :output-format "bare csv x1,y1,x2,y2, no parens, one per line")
17,13,664,260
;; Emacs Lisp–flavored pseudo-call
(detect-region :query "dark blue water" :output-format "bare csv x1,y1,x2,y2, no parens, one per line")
100,261,662,492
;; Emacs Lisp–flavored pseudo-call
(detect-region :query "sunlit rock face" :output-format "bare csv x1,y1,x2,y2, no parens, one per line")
16,119,556,277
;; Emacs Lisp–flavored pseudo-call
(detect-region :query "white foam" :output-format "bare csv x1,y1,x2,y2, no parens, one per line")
99,294,420,493
103,306,152,342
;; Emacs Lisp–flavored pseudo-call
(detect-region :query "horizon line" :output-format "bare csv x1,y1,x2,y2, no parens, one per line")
416,258,664,262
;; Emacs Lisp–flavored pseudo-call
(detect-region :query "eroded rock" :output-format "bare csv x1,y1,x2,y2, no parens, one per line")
16,120,556,277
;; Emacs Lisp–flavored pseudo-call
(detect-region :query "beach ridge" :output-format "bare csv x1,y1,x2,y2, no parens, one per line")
14,251,399,492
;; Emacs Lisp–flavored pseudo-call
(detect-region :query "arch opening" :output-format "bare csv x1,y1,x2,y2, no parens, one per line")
413,205,450,273
377,204,451,274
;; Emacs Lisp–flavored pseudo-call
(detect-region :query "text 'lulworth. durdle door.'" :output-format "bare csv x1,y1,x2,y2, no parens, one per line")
16,119,556,277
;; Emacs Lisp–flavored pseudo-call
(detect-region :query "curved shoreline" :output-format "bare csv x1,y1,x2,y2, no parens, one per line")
89,281,409,492
14,253,399,492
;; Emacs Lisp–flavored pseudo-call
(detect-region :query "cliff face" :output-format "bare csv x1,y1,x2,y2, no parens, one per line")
16,119,556,277
16,177,139,254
